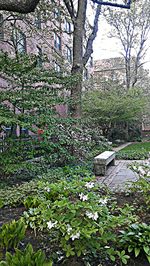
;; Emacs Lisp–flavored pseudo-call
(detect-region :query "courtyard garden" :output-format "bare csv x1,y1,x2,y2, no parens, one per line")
0,139,150,265
0,34,150,266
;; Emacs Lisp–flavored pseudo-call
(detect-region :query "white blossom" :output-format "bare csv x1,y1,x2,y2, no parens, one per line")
86,211,98,221
99,198,108,205
66,224,72,235
45,187,50,192
79,193,88,201
86,211,93,219
85,182,95,189
138,166,146,176
93,212,99,220
47,220,57,229
71,232,80,241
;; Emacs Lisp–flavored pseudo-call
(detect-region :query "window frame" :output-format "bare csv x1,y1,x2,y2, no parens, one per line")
54,32,61,51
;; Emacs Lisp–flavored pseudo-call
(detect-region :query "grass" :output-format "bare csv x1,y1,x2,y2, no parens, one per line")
122,142,150,152
117,141,150,160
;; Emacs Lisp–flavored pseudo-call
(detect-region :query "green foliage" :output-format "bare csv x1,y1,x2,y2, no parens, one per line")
23,177,137,264
121,141,150,152
129,163,150,209
23,196,41,209
117,142,150,159
119,223,150,263
0,244,51,266
0,180,38,208
0,219,26,251
0,165,93,208
0,52,83,179
83,88,147,139
117,150,148,160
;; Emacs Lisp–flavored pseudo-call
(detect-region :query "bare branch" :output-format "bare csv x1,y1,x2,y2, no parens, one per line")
63,0,75,21
83,4,101,66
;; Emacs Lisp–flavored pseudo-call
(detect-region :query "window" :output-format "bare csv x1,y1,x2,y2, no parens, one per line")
54,33,61,51
37,46,42,67
54,62,61,72
54,8,60,19
13,29,26,54
65,19,71,33
35,13,41,29
66,46,72,62
0,14,4,40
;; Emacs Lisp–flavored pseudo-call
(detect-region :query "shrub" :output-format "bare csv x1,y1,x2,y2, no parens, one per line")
0,244,51,266
117,150,149,160
119,223,150,263
23,177,137,264
0,219,26,251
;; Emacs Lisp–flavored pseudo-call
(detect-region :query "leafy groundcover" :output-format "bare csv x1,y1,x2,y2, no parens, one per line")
0,163,150,266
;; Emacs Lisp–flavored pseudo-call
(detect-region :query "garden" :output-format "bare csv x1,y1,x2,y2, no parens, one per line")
0,160,150,266
0,54,150,266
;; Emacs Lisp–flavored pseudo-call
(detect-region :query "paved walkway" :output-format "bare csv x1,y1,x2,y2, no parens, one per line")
97,142,148,191
112,142,132,152
97,160,141,191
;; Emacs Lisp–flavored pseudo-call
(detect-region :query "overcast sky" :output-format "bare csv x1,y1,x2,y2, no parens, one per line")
92,15,150,72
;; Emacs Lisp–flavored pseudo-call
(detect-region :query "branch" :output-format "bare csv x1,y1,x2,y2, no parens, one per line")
0,0,40,14
63,0,75,21
83,5,101,66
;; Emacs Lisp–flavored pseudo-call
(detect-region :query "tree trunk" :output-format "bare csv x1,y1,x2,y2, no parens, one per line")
70,0,87,118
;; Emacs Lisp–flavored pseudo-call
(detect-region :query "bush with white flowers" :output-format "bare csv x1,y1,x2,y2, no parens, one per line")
23,177,137,263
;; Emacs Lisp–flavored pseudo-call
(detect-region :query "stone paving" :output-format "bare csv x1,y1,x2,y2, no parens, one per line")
97,141,149,191
97,160,141,191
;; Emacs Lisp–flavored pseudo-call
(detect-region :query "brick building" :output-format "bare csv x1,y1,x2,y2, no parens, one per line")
0,1,93,137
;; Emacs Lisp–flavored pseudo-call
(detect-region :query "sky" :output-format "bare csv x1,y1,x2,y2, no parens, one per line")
92,13,150,72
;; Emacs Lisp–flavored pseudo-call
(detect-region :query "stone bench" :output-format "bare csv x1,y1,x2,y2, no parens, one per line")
94,151,115,176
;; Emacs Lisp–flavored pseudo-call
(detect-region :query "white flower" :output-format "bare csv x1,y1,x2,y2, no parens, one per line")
85,182,94,189
45,187,50,192
139,167,146,176
66,224,72,235
79,193,88,201
71,232,80,241
99,198,108,205
47,220,57,229
86,211,98,221
93,212,99,220
86,211,93,219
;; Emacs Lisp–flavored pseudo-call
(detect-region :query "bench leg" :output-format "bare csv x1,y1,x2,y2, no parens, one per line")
94,164,106,176
110,159,115,166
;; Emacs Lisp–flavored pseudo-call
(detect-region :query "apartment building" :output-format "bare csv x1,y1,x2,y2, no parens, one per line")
0,1,94,138
0,1,73,78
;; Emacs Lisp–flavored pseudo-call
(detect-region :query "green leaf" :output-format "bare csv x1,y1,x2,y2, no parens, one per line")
110,255,116,262
128,246,133,253
122,258,128,265
134,247,140,257
143,246,150,255
146,255,150,263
